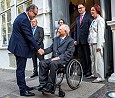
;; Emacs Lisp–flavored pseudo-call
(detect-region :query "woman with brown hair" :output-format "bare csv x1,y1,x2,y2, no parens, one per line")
88,4,105,83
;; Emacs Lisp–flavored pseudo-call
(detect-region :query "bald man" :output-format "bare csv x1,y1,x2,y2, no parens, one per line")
30,18,44,78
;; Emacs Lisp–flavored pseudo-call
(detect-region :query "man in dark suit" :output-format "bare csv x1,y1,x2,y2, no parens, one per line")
74,3,93,77
30,18,44,78
8,4,42,96
37,24,75,93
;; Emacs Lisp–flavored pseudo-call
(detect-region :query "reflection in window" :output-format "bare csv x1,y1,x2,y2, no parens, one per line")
1,18,7,45
6,0,10,9
25,0,32,7
17,0,32,15
17,4,24,14
7,9,11,22
17,0,23,4
0,0,5,11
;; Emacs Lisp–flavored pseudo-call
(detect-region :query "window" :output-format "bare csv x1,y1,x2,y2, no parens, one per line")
17,0,32,14
0,0,32,47
0,0,11,47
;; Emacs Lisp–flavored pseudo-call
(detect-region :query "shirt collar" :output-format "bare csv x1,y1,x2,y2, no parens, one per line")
80,12,86,17
25,12,31,21
60,35,66,39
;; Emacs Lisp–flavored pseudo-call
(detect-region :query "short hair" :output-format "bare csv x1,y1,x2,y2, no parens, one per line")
61,24,70,35
26,4,38,12
58,19,65,24
92,4,101,15
78,3,86,7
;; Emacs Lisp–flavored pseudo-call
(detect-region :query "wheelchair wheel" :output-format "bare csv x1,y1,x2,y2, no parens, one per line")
56,68,65,85
66,59,83,90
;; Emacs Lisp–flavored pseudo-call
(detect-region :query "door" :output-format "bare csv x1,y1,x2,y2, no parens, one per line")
51,0,70,37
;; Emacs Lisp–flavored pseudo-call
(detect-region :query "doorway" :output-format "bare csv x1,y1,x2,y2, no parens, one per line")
69,0,100,58
69,0,100,32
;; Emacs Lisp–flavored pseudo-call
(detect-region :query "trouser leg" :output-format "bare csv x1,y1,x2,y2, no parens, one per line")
32,51,38,74
39,59,50,85
15,55,27,91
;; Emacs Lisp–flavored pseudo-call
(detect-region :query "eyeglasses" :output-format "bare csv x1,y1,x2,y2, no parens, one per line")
78,7,84,9
32,11,37,16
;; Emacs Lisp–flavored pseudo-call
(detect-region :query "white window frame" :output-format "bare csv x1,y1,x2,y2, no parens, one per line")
0,0,11,48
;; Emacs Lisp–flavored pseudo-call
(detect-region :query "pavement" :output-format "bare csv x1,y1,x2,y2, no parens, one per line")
0,68,115,98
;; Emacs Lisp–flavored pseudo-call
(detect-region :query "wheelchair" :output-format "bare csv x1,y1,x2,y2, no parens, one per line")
56,59,83,97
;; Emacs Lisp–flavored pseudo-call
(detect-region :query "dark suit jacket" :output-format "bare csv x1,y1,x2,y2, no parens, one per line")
33,26,44,60
34,26,44,49
44,35,75,62
8,12,39,58
74,12,93,44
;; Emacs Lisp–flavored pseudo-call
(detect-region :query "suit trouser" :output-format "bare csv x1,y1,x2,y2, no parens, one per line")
39,59,66,86
78,43,91,74
15,55,27,91
32,50,44,73
90,44,105,80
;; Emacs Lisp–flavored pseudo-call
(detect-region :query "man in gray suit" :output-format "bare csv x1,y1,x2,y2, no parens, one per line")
37,24,75,93
30,18,44,78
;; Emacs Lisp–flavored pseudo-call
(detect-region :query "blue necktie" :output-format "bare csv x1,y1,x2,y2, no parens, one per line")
32,27,35,35
59,38,63,43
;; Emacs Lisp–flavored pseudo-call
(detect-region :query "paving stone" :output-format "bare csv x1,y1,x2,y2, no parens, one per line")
0,68,113,98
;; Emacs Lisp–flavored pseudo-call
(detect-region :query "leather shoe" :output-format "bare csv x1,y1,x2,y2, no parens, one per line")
37,85,46,91
30,73,38,78
20,90,35,96
85,73,92,77
26,86,34,91
42,83,55,94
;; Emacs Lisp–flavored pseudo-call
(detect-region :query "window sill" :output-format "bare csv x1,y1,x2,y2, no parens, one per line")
0,47,7,50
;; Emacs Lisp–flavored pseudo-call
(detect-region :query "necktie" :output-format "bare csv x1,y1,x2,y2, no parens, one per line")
59,38,63,43
80,15,82,25
32,27,35,35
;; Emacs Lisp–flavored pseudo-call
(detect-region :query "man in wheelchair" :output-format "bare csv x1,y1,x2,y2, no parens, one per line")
37,24,75,94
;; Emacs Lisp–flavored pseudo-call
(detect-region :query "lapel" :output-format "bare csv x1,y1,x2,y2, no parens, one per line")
33,26,38,36
77,16,80,26
80,13,87,26
58,36,68,47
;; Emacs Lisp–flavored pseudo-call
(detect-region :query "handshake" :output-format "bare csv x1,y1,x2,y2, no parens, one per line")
38,48,44,55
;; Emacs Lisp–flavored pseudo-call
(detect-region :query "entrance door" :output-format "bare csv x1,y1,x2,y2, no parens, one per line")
51,0,70,37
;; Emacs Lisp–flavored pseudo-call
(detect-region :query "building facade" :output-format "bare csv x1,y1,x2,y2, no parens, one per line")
0,0,114,80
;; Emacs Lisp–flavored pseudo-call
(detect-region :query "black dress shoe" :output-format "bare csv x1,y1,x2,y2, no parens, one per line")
43,83,55,94
85,73,92,77
20,90,35,96
30,73,38,78
37,85,46,91
26,86,34,91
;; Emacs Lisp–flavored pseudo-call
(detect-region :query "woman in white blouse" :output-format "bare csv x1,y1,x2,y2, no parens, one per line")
88,4,105,83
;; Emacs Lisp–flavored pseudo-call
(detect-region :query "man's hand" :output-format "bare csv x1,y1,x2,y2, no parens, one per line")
51,57,60,61
38,48,44,55
74,41,77,45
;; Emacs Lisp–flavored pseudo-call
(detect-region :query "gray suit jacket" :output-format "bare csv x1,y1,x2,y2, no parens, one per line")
44,35,75,62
